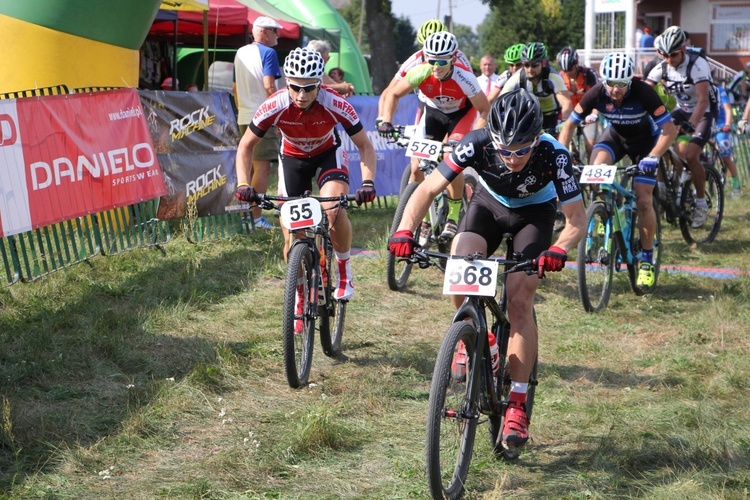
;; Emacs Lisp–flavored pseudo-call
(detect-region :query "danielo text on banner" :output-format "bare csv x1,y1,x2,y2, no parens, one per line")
0,89,166,238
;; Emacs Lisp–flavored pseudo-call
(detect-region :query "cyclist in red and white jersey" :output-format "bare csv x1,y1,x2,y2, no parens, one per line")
377,32,490,240
235,48,377,301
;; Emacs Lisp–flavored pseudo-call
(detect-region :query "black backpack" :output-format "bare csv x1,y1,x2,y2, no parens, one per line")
660,47,706,86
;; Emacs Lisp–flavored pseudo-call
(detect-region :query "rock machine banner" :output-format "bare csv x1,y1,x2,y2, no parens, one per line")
0,89,165,238
138,90,241,219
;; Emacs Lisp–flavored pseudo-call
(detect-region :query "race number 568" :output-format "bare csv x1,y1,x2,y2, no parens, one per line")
443,259,498,296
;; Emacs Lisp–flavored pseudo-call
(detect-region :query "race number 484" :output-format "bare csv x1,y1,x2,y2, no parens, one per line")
443,259,499,296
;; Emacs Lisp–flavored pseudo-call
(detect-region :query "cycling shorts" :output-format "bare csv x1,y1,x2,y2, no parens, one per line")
715,131,733,158
278,146,350,197
593,127,658,185
424,105,478,143
671,108,714,148
457,184,556,259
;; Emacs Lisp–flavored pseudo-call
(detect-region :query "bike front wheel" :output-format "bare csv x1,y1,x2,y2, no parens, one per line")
386,181,420,291
282,244,316,388
679,163,724,246
577,201,614,312
425,322,479,500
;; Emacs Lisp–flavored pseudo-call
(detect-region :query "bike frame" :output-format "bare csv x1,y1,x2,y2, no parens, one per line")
597,176,637,267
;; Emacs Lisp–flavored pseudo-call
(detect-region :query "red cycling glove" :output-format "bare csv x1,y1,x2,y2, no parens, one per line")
537,245,567,277
388,229,417,258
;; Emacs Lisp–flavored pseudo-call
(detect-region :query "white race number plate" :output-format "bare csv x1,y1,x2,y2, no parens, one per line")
279,198,322,230
443,259,499,296
405,137,443,162
579,164,617,184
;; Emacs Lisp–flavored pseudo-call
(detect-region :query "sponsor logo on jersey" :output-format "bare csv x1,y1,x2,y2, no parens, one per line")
561,176,578,194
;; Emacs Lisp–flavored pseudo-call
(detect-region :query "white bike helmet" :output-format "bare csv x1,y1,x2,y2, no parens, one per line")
599,52,634,82
423,31,458,59
655,26,686,54
283,48,325,80
557,46,578,71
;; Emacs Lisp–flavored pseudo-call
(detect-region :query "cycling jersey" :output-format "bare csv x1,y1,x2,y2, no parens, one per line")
501,68,567,117
569,80,672,141
437,129,581,208
716,85,730,128
561,66,598,108
645,53,717,114
492,69,514,92
249,85,363,158
405,62,481,114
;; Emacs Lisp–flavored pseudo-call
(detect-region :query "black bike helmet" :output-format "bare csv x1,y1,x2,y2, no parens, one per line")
556,46,578,71
521,42,547,63
488,88,543,146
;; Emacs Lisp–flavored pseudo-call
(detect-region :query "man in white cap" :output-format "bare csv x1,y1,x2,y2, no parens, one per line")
233,15,284,229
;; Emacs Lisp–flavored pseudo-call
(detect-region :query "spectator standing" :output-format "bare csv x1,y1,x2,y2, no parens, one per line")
477,54,500,96
234,16,284,229
640,27,655,48
307,40,355,97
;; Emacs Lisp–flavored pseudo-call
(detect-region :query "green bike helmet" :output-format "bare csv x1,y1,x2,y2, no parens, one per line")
417,19,448,45
521,42,548,63
504,43,525,64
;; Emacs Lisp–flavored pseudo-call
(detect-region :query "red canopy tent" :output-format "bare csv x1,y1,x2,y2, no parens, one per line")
149,0,300,46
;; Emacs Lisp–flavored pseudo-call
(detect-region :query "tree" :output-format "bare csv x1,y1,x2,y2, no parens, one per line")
365,0,398,94
394,15,418,64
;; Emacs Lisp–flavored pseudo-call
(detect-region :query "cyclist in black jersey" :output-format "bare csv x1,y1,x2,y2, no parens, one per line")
389,88,586,451
558,52,678,292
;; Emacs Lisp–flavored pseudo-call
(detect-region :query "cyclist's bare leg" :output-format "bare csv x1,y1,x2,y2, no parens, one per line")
409,156,425,183
446,173,465,203
505,272,540,384
634,182,656,250
679,141,706,198
320,179,352,254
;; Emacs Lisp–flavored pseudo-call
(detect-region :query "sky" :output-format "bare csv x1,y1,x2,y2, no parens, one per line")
389,0,490,32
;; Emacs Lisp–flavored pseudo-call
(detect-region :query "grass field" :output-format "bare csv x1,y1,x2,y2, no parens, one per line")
0,195,748,498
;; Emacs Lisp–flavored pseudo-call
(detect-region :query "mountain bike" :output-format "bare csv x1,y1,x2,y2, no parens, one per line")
410,236,539,499
577,164,662,312
254,193,356,388
386,125,475,291
656,146,724,246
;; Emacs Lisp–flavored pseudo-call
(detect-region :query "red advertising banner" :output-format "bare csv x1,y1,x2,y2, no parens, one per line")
0,89,166,238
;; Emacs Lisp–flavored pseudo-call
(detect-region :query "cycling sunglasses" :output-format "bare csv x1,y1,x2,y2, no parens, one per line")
427,58,451,67
605,80,630,89
496,136,540,158
658,50,681,58
288,82,320,93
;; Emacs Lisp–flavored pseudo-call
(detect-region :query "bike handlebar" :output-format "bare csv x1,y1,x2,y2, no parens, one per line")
254,193,357,211
409,248,538,276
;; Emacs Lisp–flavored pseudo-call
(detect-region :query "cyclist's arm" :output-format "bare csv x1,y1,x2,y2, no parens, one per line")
379,71,421,123
688,81,710,127
468,91,490,129
650,119,679,158
555,198,587,253
350,128,377,184
558,101,588,148
723,101,733,128
396,170,451,233
557,89,573,122
487,84,501,104
236,127,264,186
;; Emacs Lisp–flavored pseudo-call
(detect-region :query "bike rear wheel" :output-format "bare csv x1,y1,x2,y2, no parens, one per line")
679,163,724,245
577,201,614,312
386,181,420,291
282,244,316,388
426,322,479,500
320,300,346,357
